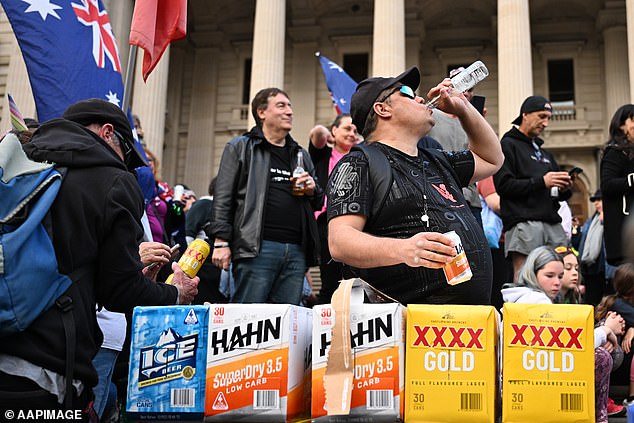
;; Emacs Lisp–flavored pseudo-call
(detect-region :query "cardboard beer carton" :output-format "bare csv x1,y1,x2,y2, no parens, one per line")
502,303,595,423
405,305,500,423
312,278,406,422
204,304,312,422
127,305,209,421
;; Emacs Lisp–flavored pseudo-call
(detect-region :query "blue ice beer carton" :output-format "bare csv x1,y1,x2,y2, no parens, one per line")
127,305,209,421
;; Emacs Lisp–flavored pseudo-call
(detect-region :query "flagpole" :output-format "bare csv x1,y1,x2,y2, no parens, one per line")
122,45,138,112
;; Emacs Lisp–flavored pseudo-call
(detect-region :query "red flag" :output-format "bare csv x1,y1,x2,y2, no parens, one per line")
129,0,187,81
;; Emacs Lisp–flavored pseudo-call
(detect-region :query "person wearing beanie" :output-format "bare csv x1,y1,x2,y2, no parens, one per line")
0,98,199,414
493,95,576,283
326,67,503,305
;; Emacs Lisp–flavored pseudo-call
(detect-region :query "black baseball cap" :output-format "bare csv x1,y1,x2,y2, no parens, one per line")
512,95,552,125
590,190,602,201
63,98,148,169
351,66,420,134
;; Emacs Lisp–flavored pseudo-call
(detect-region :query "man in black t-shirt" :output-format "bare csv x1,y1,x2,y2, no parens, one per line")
210,88,323,304
327,67,503,304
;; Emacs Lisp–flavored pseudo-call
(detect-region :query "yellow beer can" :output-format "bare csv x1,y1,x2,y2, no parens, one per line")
165,239,210,284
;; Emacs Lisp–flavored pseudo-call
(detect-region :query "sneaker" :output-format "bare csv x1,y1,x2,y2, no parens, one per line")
623,395,634,407
608,397,626,417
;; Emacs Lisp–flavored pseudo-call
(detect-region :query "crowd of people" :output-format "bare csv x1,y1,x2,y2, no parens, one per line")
2,65,634,422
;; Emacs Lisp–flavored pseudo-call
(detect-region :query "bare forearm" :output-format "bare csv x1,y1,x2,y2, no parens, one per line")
459,106,503,175
329,225,404,268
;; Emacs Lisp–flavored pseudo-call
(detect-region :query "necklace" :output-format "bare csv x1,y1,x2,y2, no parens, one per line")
376,143,430,228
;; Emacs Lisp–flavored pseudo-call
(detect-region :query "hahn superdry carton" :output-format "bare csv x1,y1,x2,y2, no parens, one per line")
312,278,406,422
126,305,209,421
502,303,595,423
405,305,500,423
204,304,312,422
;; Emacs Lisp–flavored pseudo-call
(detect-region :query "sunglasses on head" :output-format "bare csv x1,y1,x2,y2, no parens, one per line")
377,85,416,103
554,246,577,256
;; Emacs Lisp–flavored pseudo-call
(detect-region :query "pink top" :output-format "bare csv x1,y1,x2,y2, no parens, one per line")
315,148,346,220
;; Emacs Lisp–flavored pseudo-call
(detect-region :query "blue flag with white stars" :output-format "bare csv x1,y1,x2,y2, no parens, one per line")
2,0,125,121
317,54,357,115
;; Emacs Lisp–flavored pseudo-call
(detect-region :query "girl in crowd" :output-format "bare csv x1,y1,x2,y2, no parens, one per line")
600,104,634,266
596,263,634,407
554,246,583,304
502,246,625,422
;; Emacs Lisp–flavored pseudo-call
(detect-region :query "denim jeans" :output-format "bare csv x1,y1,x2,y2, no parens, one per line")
91,347,119,418
232,240,305,304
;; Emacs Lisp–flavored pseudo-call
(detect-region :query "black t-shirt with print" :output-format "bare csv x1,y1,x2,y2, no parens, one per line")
262,142,302,244
327,142,492,305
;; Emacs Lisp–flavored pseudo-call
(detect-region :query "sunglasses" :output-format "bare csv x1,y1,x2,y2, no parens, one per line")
554,246,577,256
376,85,416,103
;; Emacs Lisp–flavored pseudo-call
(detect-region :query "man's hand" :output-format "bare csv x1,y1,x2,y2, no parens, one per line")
170,262,199,304
212,241,232,271
309,125,333,149
426,78,470,116
139,241,174,266
402,232,456,268
543,171,572,189
294,171,317,196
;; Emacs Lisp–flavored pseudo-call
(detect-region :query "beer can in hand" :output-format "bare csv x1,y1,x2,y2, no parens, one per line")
442,231,473,285
165,239,210,284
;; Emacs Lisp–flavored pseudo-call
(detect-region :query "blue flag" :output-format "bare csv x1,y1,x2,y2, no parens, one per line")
3,0,155,203
2,0,125,121
317,54,357,114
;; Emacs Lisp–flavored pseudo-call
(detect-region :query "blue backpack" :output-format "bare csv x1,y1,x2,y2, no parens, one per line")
0,133,73,335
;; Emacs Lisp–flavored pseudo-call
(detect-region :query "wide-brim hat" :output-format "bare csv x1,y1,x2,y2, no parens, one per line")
351,66,420,134
63,98,148,169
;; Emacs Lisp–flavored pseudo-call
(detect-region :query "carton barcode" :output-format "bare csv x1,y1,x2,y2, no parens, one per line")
366,390,394,410
460,393,482,411
170,388,195,408
253,389,280,409
560,393,583,412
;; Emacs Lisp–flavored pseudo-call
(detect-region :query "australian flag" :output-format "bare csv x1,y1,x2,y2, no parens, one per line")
317,53,357,114
2,0,124,122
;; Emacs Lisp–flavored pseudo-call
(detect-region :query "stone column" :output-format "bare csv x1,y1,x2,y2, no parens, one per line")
497,0,533,131
604,26,630,116
132,46,170,164
598,4,629,119
103,0,134,74
289,43,317,147
182,48,218,195
248,0,286,128
625,0,634,103
372,0,405,76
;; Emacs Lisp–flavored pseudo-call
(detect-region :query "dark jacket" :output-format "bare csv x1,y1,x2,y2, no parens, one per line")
600,145,634,265
211,126,323,266
5,119,178,389
493,127,571,231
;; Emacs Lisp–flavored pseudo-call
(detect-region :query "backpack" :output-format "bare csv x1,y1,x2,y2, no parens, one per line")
0,133,73,335
0,133,82,409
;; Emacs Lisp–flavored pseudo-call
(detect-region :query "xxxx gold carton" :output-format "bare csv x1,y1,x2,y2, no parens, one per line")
502,303,594,423
126,305,209,421
204,304,312,422
312,279,406,422
405,305,500,423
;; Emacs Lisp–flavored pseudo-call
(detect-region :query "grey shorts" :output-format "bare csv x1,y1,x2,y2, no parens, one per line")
504,220,568,257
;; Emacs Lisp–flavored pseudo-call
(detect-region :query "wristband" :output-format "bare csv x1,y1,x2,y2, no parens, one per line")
214,242,229,248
